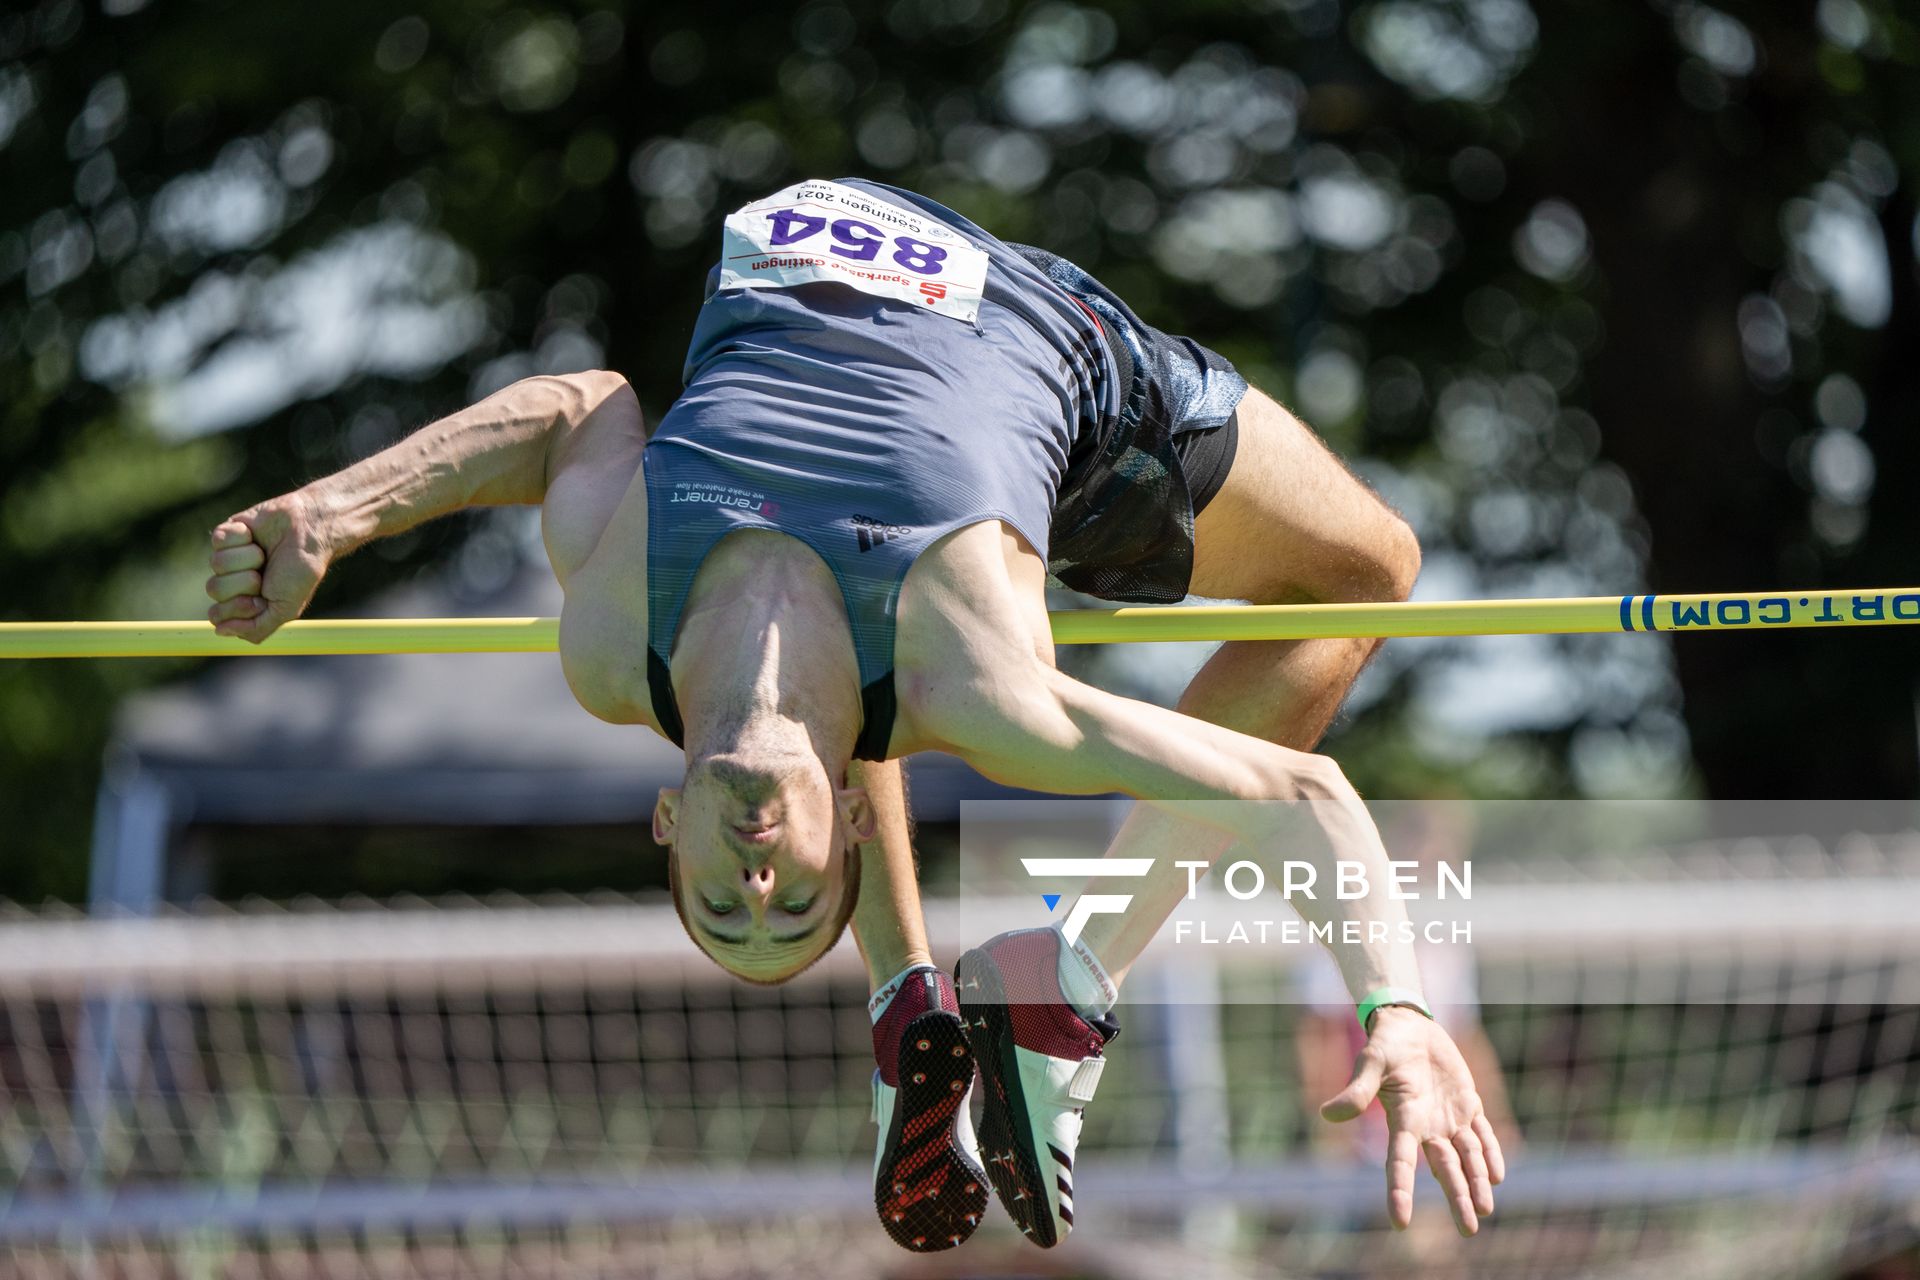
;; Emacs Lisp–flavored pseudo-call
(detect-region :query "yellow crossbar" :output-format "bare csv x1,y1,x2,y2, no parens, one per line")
4,588,1918,659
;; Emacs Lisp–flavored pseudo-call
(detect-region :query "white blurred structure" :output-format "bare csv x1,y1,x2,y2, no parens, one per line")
4,831,1918,1280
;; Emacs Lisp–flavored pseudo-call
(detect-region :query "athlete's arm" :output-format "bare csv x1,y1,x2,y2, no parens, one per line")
845,758,935,986
929,661,1502,1234
936,661,1423,995
206,372,635,642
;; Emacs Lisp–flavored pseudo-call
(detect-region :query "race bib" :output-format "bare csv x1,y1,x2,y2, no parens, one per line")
717,180,989,325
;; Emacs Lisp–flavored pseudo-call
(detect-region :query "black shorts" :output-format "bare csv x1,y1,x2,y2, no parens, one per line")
1012,245,1249,604
1172,411,1241,518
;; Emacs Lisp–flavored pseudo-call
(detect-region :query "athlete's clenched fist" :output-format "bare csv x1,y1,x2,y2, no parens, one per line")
205,492,334,644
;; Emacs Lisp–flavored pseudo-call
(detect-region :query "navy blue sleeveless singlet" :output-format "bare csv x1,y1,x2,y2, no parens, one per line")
644,179,1245,760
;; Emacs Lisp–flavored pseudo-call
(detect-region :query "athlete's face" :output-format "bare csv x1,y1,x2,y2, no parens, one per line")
656,753,872,983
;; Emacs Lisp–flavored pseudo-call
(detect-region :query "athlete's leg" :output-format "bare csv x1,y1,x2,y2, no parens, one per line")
1182,386,1420,742
1075,387,1420,980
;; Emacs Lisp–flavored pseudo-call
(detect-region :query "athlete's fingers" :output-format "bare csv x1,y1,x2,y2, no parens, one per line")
1385,1127,1419,1230
1322,1047,1385,1122
1453,1127,1494,1218
1473,1113,1507,1186
206,570,263,603
209,542,265,574
221,594,308,644
209,596,266,626
216,611,279,643
211,521,254,549
1424,1136,1479,1236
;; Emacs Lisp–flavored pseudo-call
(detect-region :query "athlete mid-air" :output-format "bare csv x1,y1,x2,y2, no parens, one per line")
207,178,1502,1253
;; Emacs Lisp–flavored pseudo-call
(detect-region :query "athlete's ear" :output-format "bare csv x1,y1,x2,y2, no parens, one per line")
654,787,681,845
835,786,877,844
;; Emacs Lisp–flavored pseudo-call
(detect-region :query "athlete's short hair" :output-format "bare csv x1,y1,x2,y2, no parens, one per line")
664,841,863,986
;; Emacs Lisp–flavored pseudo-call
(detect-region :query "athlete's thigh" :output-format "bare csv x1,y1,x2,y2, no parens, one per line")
1187,387,1414,604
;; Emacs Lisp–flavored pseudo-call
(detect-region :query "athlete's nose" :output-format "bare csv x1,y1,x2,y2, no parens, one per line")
740,864,775,893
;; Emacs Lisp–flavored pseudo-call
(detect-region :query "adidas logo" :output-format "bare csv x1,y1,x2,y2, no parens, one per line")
852,514,911,552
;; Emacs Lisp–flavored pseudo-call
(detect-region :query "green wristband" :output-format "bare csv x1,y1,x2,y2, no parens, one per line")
1357,987,1433,1031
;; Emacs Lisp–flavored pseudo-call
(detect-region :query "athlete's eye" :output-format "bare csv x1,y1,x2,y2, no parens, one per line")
779,898,815,916
706,900,738,916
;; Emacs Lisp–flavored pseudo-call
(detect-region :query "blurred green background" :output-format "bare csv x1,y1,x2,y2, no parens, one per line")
5,0,1920,900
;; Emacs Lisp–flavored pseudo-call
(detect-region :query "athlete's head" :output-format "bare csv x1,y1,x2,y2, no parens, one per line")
655,748,871,984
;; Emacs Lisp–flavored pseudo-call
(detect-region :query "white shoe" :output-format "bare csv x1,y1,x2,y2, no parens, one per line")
956,929,1115,1248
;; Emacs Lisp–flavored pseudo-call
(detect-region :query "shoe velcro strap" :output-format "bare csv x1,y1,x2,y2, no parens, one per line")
1064,1056,1104,1105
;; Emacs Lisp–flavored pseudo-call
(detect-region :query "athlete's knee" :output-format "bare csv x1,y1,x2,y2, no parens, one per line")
1373,510,1421,603
1322,497,1420,606
1244,505,1420,608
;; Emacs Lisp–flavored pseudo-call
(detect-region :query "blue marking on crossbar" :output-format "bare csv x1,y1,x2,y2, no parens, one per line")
1642,595,1657,632
1619,596,1635,631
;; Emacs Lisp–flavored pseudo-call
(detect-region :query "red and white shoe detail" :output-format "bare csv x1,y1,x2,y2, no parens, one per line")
870,971,988,1252
956,929,1114,1249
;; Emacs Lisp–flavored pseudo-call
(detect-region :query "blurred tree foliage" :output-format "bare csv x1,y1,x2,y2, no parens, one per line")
3,0,1918,899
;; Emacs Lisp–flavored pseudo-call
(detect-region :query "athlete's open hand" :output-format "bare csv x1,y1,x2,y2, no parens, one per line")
1320,1006,1504,1237
206,492,334,643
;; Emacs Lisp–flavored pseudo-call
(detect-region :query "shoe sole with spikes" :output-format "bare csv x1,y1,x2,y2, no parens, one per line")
874,1008,989,1253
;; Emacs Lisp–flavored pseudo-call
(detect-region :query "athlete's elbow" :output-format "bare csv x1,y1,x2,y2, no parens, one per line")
506,369,623,424
570,367,635,404
1223,752,1365,847
1256,750,1353,806
545,370,635,426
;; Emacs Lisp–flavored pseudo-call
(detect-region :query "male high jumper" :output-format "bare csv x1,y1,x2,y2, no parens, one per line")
207,178,1502,1254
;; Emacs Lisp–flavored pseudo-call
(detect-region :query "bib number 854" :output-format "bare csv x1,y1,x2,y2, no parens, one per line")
767,209,948,275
